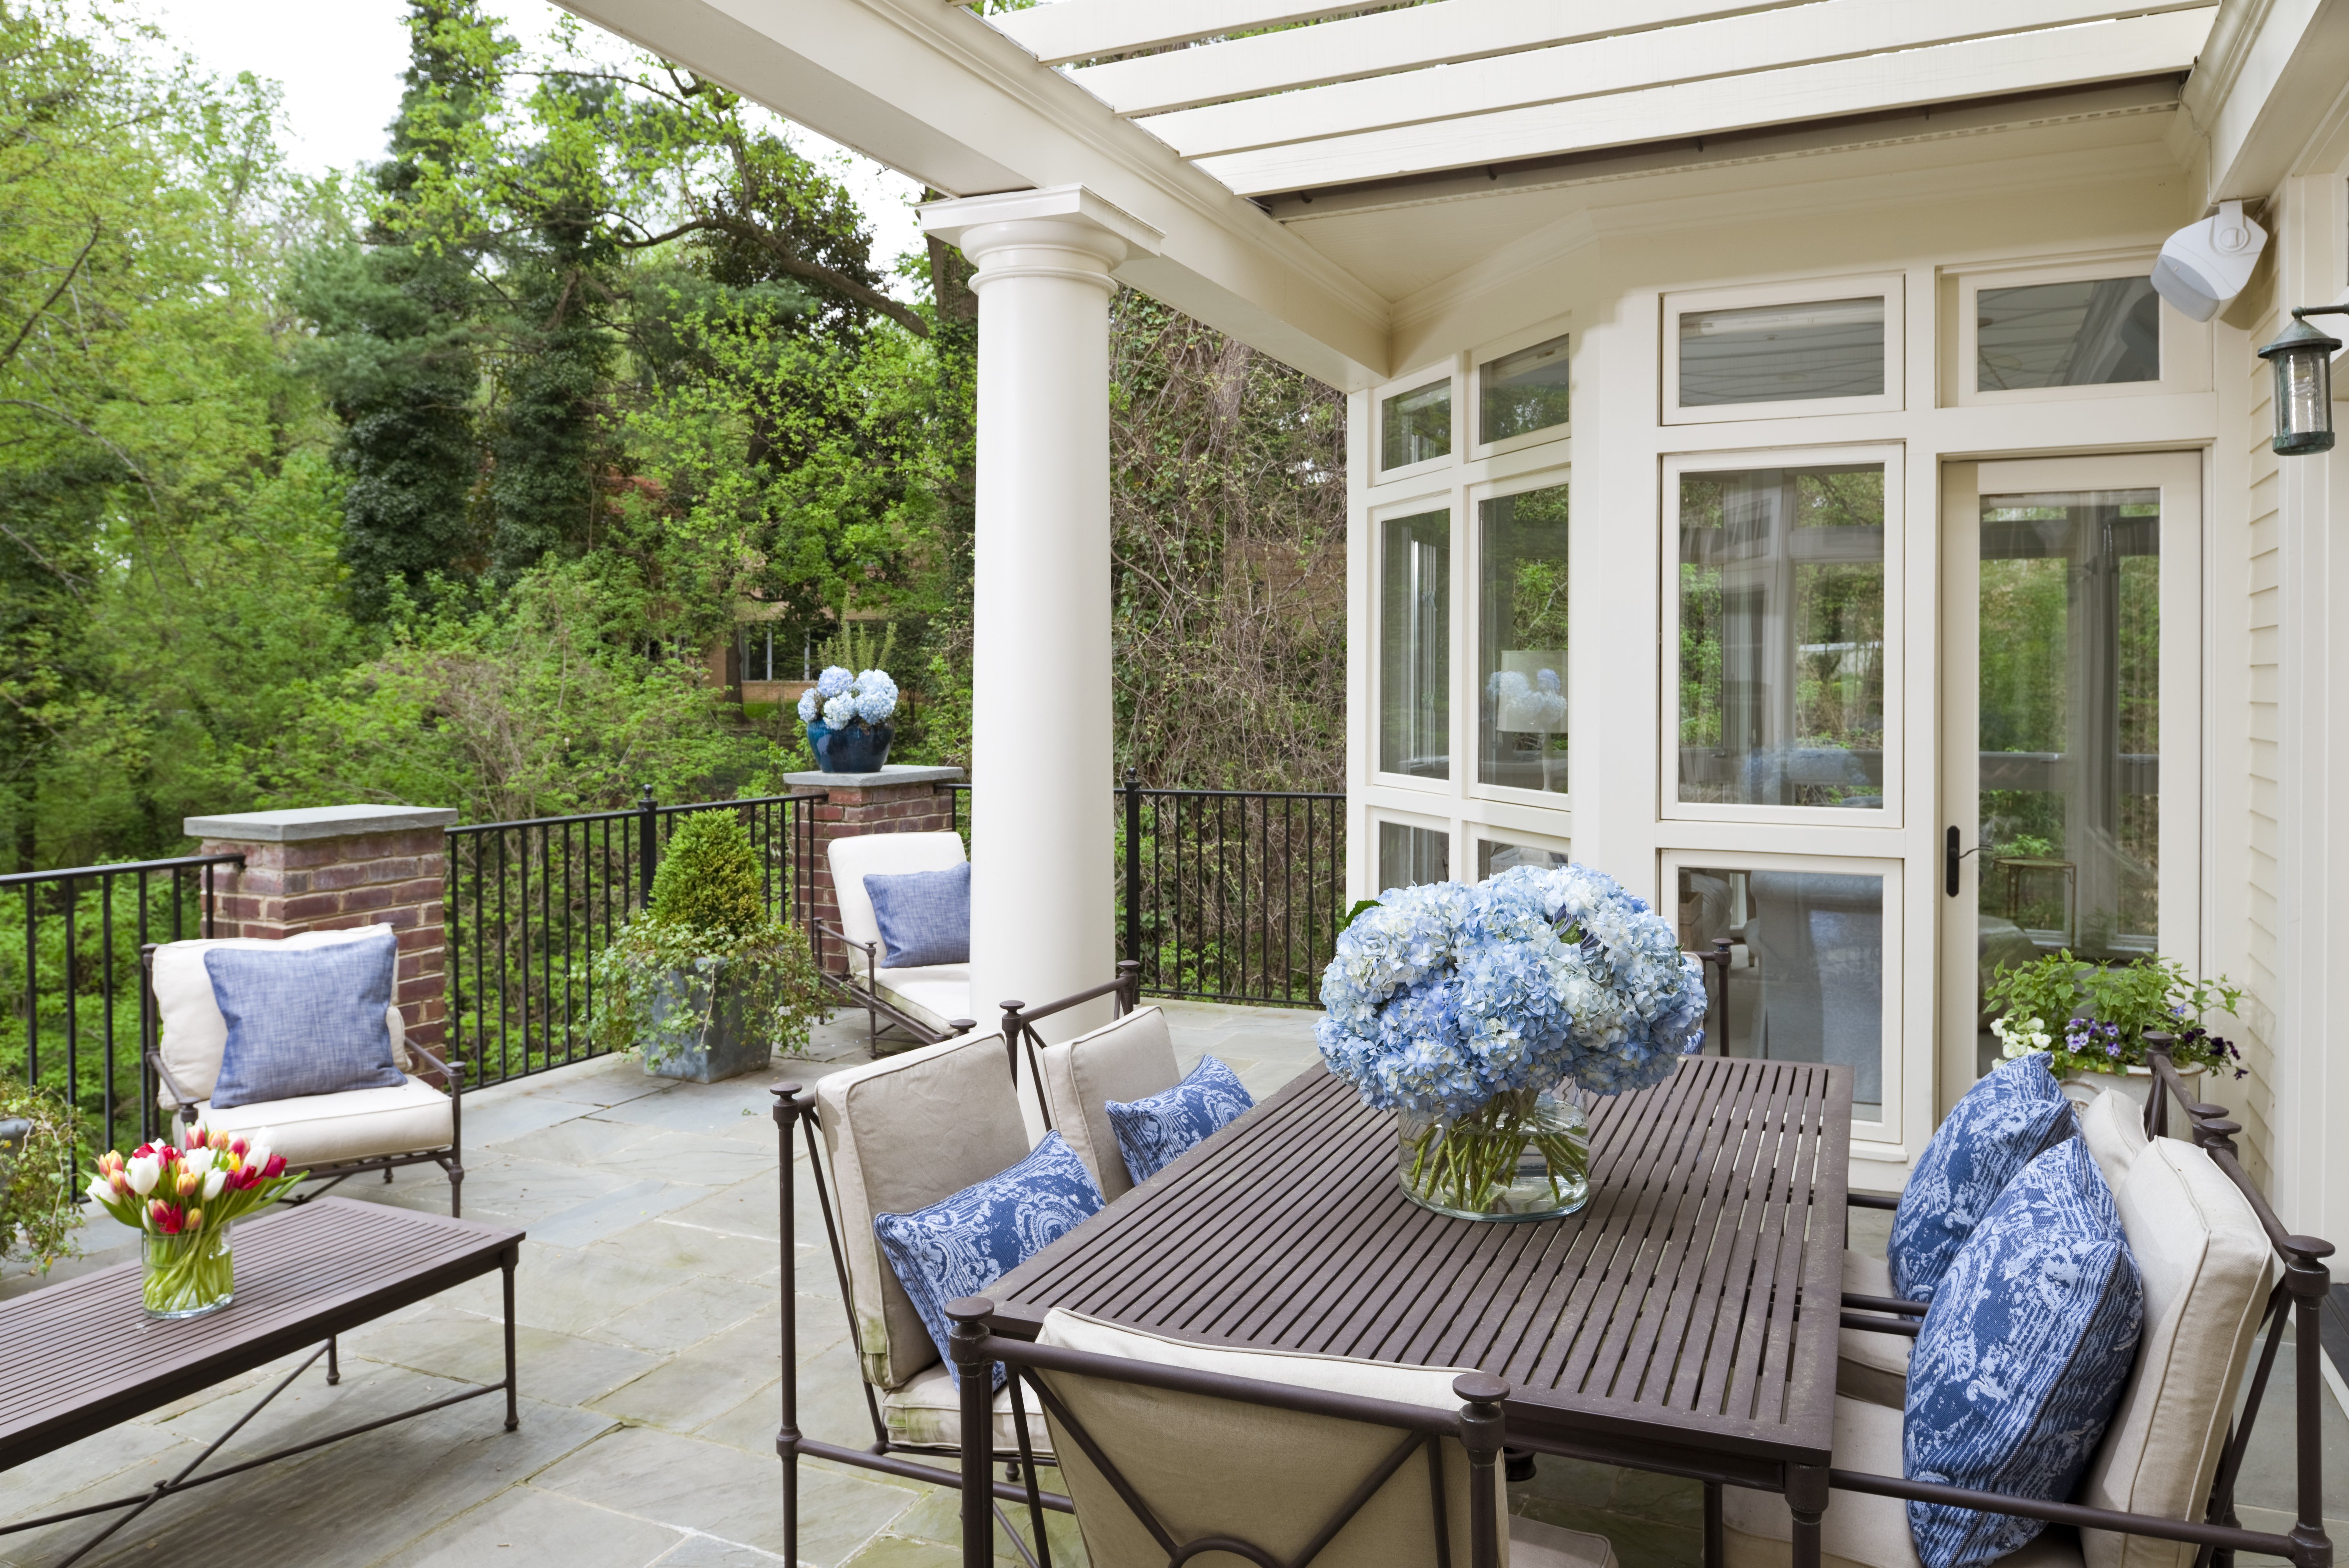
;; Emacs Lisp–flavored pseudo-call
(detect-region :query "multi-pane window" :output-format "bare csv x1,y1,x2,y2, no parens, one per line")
1480,335,1570,443
1381,380,1452,469
1679,297,1885,406
1677,464,1886,809
738,625,797,682
1478,484,1568,795
1379,822,1450,890
1379,510,1450,779
1977,277,2159,391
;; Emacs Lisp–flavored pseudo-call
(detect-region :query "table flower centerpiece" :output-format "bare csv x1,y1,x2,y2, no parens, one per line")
798,665,899,773
84,1125,304,1319
1317,864,1708,1221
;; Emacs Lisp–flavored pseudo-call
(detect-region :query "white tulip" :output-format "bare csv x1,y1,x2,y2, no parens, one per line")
86,1176,116,1206
182,1146,215,1175
203,1168,228,1200
126,1155,161,1196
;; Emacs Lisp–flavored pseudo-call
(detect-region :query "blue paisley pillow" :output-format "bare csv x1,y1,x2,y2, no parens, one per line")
1887,1052,2075,1302
1905,1136,2142,1568
1106,1055,1253,1187
873,1131,1105,1389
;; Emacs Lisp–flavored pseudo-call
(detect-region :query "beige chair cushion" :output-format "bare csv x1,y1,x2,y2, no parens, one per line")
2078,1138,2276,1568
873,964,972,1033
2081,1090,2150,1192
1837,1249,1912,1407
1724,1396,2082,1568
827,830,966,973
191,1074,453,1167
1038,1006,1180,1200
153,926,410,1106
881,1361,1058,1457
1036,1310,1616,1568
814,1029,1030,1390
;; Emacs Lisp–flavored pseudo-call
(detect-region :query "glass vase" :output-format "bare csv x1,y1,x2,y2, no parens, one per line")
143,1222,233,1319
1397,1088,1591,1221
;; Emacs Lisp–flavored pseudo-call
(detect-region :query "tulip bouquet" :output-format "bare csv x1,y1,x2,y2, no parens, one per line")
86,1126,305,1319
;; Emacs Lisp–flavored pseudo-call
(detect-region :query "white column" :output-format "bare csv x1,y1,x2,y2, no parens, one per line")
921,187,1164,1056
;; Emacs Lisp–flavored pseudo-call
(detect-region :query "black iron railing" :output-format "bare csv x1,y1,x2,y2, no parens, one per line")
443,789,825,1088
2,854,244,1152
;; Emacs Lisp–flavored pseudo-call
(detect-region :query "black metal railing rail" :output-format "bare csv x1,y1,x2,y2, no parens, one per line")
444,788,824,1089
3,853,243,1153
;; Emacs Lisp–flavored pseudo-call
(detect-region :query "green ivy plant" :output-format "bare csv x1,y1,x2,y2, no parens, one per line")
0,1077,85,1274
587,811,832,1069
1983,950,2245,1080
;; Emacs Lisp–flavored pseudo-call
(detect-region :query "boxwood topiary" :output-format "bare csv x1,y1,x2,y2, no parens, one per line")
649,811,768,943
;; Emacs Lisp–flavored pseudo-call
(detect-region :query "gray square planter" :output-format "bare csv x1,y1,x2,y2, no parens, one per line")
646,970,772,1083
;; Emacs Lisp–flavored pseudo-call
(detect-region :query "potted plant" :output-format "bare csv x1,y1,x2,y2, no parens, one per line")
589,811,833,1082
0,1077,81,1277
797,665,899,773
1984,950,2245,1104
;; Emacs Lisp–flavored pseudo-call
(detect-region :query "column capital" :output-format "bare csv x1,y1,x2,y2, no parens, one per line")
919,184,1164,287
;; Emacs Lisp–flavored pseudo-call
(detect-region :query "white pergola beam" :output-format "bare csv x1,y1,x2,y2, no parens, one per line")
1111,0,2215,137
1196,9,2214,194
982,0,1395,68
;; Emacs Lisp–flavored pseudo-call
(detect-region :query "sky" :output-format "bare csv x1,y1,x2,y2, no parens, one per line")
150,0,931,287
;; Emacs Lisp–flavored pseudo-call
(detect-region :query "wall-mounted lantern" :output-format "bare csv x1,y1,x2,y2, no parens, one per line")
2258,306,2349,455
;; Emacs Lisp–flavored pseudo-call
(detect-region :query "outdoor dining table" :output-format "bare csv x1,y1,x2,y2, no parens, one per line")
987,1053,1855,1568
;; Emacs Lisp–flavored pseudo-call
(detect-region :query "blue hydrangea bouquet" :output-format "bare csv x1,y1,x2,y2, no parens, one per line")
797,665,899,772
1317,864,1708,1221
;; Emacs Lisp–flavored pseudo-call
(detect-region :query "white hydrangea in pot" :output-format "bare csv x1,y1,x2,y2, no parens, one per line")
797,665,899,772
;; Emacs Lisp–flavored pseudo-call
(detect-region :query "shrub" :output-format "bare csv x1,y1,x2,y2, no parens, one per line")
650,811,768,943
0,1077,84,1273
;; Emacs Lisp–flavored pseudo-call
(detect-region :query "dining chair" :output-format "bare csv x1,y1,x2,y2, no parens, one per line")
955,1302,1620,1568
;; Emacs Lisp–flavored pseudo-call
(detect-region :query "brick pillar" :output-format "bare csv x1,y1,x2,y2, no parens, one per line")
182,805,458,1063
786,765,966,976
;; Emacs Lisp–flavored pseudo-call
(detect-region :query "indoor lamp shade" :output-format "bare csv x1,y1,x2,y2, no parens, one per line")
2258,309,2344,456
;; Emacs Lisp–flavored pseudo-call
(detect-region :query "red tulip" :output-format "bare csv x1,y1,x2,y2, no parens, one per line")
149,1201,184,1235
260,1154,287,1180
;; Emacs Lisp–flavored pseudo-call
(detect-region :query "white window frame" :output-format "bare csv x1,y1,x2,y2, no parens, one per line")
1469,317,1573,460
1948,251,2210,408
1663,274,1907,425
1657,846,1907,1148
1659,442,1906,830
1472,823,1573,880
1467,465,1574,811
1369,805,1458,894
1370,490,1459,795
1372,361,1462,486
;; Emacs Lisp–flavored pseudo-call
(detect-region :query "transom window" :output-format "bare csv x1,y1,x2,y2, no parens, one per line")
1678,297,1885,406
1479,334,1570,444
1380,379,1451,470
1977,276,2159,391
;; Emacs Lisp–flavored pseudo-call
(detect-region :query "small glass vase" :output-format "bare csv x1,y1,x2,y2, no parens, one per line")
1397,1088,1591,1221
143,1222,233,1320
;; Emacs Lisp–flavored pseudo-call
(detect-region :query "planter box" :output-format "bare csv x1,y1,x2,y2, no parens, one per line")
646,969,771,1083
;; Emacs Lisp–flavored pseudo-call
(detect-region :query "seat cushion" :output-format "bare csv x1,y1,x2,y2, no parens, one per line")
815,1030,1035,1390
1905,1138,2143,1568
1105,1054,1253,1186
153,926,406,1105
882,1360,1059,1457
2078,1090,2149,1194
864,861,970,967
828,831,966,961
1838,1249,1912,1407
1039,1006,1181,1200
2076,1139,2276,1568
1724,1396,2083,1568
1888,1053,2076,1302
205,927,406,1110
873,965,972,1034
873,1131,1105,1390
192,1074,453,1167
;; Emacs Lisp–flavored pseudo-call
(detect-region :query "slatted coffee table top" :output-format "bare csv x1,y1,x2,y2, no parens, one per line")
993,1055,1851,1468
0,1197,521,1468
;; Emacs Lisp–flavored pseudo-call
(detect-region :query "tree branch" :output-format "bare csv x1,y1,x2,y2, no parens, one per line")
0,219,102,375
618,216,929,337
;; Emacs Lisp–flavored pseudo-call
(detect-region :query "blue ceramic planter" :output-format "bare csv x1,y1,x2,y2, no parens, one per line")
824,722,894,773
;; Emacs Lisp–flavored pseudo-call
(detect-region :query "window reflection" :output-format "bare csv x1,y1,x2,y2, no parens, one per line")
1479,484,1567,794
1480,335,1570,443
1477,839,1570,880
1380,510,1449,779
1677,866,1884,1119
1978,277,2158,391
1678,465,1886,809
1679,297,1885,406
1381,379,1451,469
1379,823,1450,890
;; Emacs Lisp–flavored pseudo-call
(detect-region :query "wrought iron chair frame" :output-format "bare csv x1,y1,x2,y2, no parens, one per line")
138,943,468,1217
1004,961,1142,1130
1834,1034,2337,1568
812,916,961,1051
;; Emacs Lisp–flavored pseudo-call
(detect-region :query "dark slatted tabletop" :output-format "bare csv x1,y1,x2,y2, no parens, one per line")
992,1055,1851,1479
0,1197,522,1469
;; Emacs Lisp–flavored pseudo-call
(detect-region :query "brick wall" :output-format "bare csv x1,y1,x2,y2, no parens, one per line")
807,779,959,973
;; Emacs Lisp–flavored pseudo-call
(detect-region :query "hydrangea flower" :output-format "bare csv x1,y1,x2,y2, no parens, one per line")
1316,864,1707,1119
797,688,820,723
822,694,857,728
816,665,855,699
852,668,899,724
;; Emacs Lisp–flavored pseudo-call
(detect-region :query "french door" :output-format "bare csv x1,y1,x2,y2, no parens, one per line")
1937,453,2202,1115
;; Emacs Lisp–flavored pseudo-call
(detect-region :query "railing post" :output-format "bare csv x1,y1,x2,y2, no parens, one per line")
1123,767,1142,968
636,784,658,911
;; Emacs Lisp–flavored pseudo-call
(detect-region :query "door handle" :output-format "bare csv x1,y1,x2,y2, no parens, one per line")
1944,826,1986,897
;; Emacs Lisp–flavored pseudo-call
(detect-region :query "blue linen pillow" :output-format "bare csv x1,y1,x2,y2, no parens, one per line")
204,927,406,1110
1904,1136,2143,1568
873,1130,1105,1389
1887,1051,2076,1301
1105,1055,1253,1187
864,861,970,968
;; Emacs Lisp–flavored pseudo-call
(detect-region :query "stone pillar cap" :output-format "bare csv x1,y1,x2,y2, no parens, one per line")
784,765,966,788
185,804,459,842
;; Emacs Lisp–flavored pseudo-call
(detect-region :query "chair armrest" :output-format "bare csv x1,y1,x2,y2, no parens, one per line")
1837,1312,1923,1338
404,1040,463,1094
1846,1191,1900,1211
1826,1468,2308,1556
816,920,878,982
1841,1292,1929,1316
147,1048,199,1112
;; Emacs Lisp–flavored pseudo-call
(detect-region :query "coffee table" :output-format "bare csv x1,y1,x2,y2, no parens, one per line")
0,1196,524,1565
987,1055,1853,1568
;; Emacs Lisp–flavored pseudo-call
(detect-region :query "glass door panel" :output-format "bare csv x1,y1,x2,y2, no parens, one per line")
1479,484,1568,794
1379,510,1449,778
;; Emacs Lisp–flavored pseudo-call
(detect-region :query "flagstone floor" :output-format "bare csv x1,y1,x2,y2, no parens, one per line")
3,1003,2344,1568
